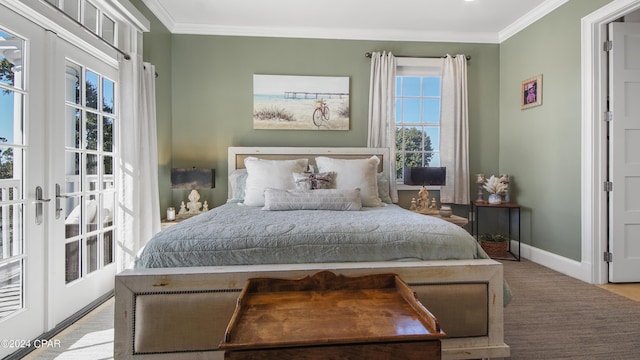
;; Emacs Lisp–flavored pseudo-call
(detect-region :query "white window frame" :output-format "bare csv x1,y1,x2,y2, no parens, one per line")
395,58,442,190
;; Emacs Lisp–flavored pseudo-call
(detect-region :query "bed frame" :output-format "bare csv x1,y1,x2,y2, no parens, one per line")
114,147,509,359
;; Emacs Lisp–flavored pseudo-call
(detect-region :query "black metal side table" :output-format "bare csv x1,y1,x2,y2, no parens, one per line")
471,201,521,261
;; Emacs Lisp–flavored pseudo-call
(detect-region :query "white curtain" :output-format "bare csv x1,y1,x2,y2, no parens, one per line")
440,55,470,204
117,54,161,271
367,51,398,203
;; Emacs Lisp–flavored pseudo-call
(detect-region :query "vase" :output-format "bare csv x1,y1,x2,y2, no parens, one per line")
439,205,452,217
488,193,502,204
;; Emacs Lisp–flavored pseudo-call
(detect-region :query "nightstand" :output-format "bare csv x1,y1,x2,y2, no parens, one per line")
161,216,190,230
428,214,469,227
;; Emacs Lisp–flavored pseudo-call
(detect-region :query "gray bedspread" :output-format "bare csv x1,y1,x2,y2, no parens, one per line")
136,203,512,305
136,203,490,268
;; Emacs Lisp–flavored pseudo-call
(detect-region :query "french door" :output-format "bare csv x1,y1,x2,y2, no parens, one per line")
48,38,118,324
0,6,118,355
0,6,48,351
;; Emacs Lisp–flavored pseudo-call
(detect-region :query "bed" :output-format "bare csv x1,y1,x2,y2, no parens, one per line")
114,146,510,359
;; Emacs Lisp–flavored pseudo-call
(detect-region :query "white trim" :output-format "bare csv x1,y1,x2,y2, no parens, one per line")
581,0,640,284
171,23,500,44
499,0,569,42
518,242,592,283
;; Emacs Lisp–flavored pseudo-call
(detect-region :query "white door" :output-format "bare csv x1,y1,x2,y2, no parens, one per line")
0,7,48,355
608,22,640,283
48,39,118,323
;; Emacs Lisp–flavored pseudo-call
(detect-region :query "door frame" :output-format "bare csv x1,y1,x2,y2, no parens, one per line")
581,0,640,284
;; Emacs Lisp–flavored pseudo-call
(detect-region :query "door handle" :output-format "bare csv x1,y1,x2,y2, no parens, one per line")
55,183,72,219
34,186,50,225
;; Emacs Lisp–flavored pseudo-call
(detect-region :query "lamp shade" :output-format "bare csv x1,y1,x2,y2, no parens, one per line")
171,168,215,189
403,167,446,186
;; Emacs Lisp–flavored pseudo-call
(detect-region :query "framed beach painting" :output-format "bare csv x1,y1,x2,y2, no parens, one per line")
253,74,350,130
521,74,542,109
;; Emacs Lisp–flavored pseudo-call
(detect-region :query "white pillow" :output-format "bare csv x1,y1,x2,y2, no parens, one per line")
262,188,362,211
227,169,248,203
243,157,309,207
315,156,384,207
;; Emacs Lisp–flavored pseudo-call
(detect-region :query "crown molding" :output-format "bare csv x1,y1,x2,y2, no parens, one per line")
171,23,499,44
140,0,175,32
498,0,570,42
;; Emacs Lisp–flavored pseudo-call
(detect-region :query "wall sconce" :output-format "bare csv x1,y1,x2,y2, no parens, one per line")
403,167,446,215
171,167,215,217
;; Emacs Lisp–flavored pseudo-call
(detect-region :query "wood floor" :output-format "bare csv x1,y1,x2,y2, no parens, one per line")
598,283,640,302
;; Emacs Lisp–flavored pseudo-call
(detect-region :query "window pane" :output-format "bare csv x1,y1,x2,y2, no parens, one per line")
403,127,423,152
65,107,81,149
85,70,98,109
103,230,113,265
427,153,441,167
87,235,98,273
64,196,81,239
425,127,440,150
402,98,420,123
66,63,81,105
86,112,98,150
102,78,114,113
103,117,113,152
65,151,81,193
0,204,23,259
103,155,113,189
0,261,23,319
65,241,80,283
422,99,440,124
101,15,115,45
84,1,98,33
422,77,441,97
0,146,20,180
402,77,420,96
63,0,80,21
86,194,97,233
0,30,24,89
0,90,23,144
87,154,98,191
395,77,402,97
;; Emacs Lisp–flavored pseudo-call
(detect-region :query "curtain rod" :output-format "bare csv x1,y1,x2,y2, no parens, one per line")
365,52,470,61
43,1,131,60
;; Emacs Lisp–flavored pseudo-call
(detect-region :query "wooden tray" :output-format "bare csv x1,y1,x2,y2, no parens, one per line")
219,271,446,351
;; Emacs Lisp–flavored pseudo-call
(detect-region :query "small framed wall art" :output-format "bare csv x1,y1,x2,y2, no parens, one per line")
521,74,542,109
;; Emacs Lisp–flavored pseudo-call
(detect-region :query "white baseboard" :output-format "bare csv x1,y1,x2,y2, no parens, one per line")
511,240,593,283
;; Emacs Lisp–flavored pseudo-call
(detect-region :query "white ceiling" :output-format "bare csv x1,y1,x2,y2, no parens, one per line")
140,0,569,43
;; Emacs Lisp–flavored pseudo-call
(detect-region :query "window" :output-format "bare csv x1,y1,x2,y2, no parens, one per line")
394,58,442,183
46,0,117,45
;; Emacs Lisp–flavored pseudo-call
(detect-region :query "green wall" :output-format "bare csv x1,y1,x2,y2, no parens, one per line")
167,36,500,209
499,0,612,260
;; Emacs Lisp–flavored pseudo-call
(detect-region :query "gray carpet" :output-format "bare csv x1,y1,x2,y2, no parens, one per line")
502,259,640,359
21,260,640,359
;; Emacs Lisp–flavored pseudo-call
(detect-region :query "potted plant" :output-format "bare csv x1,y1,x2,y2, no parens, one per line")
479,233,509,258
483,175,506,204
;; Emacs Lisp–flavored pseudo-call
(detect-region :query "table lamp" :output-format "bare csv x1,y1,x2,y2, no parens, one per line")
171,167,215,217
403,166,446,215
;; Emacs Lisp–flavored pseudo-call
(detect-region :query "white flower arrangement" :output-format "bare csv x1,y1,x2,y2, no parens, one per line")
483,175,507,195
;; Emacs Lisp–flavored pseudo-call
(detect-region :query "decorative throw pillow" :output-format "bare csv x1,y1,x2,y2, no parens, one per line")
262,188,362,211
243,157,309,207
227,169,248,203
315,156,384,207
293,172,334,190
377,173,393,204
